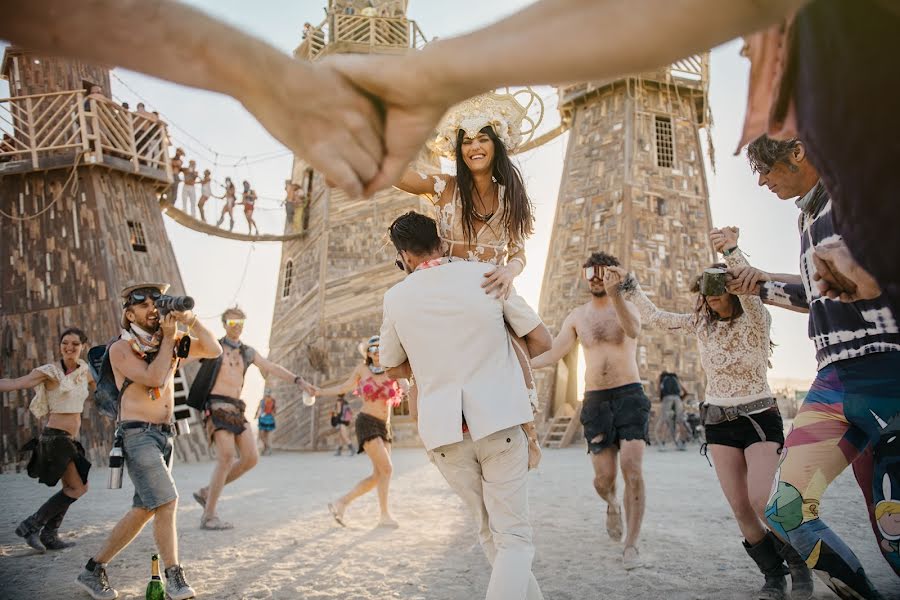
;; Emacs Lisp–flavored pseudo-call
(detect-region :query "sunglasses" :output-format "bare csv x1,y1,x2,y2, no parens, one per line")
368,345,380,354
124,288,161,307
225,319,245,327
582,266,605,281
395,251,406,272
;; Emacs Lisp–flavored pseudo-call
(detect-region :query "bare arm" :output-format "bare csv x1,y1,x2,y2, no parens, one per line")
181,313,222,362
110,338,177,389
523,323,552,358
0,369,50,393
330,0,810,192
2,0,384,196
531,313,578,370
253,353,306,385
395,169,451,198
605,267,641,339
317,365,362,397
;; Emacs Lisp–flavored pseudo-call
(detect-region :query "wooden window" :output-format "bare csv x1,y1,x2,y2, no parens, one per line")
656,197,667,216
282,259,293,298
654,116,674,168
127,221,147,252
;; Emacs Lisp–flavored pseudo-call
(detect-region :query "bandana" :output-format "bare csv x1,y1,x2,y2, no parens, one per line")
120,324,165,400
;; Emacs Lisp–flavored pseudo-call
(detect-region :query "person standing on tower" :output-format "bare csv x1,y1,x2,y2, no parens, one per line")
188,307,316,530
531,252,650,571
2,327,93,554
75,282,221,600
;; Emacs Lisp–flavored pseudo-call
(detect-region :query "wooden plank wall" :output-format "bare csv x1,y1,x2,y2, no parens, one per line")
0,165,206,471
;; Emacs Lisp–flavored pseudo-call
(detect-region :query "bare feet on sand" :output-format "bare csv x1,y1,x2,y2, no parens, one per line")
623,546,643,570
377,515,399,529
606,503,623,542
328,501,346,527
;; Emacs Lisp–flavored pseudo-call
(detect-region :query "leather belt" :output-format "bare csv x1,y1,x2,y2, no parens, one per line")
118,420,175,435
703,397,776,425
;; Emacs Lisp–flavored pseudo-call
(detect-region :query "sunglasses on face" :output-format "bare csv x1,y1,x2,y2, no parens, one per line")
582,266,605,281
124,288,161,307
225,319,245,327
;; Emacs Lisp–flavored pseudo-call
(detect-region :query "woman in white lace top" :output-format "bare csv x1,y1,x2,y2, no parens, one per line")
0,327,93,553
620,227,811,599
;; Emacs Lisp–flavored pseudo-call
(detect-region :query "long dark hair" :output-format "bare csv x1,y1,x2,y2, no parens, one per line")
455,126,534,247
59,327,87,345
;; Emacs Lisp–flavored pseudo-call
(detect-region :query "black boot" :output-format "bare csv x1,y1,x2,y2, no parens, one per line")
744,533,789,600
40,508,76,550
771,535,814,600
14,516,46,553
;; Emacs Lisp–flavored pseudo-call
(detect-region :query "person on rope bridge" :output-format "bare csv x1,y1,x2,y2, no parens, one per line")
198,169,212,223
215,177,237,232
168,147,184,206
237,180,258,236
180,159,199,219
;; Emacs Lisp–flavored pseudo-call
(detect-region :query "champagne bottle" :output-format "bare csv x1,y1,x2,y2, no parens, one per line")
145,554,165,600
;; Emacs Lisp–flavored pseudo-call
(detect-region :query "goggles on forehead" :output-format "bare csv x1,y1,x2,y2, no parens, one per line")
225,319,245,327
123,288,161,308
582,266,605,281
368,345,380,354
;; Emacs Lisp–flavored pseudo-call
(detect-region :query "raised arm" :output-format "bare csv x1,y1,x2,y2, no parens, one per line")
620,275,695,334
712,227,772,325
604,267,641,339
0,369,51,393
395,169,452,200
110,317,178,389
180,312,222,362
2,0,383,196
531,312,578,370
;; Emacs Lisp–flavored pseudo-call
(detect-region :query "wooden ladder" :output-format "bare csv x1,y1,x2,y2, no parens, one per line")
541,404,582,449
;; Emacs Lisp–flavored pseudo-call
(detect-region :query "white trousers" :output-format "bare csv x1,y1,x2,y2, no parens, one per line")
429,425,543,600
181,184,197,217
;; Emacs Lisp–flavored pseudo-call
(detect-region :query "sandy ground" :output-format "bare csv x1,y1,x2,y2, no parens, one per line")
0,443,897,600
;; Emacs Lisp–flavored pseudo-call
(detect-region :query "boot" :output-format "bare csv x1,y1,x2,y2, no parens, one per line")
334,446,342,456
744,533,789,600
771,535,814,600
15,515,46,553
40,504,76,550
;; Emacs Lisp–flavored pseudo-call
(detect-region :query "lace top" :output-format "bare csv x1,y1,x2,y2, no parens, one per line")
29,359,91,419
425,176,524,266
356,376,402,407
623,250,774,408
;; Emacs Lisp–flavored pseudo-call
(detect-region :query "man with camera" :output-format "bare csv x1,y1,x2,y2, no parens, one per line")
188,306,316,531
76,282,221,600
531,252,649,571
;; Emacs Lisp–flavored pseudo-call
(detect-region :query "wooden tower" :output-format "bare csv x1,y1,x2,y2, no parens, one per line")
268,1,429,450
537,56,715,444
0,48,206,469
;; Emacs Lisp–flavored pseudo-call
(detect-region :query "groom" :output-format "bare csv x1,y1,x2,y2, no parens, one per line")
379,211,551,600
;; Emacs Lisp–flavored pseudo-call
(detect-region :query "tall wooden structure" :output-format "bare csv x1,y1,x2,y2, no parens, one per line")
268,1,428,450
0,48,206,470
537,57,715,437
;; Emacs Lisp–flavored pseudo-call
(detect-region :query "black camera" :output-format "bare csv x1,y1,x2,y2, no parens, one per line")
154,294,195,315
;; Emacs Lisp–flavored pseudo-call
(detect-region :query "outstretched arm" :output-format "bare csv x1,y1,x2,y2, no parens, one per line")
316,366,362,397
253,354,314,394
531,313,578,370
0,369,51,393
1,0,383,196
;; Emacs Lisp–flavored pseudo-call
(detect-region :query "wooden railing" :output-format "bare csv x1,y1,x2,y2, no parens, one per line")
297,13,427,60
0,89,172,179
558,53,710,107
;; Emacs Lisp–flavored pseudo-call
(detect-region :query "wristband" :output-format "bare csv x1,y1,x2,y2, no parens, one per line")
722,246,738,257
294,376,304,385
509,256,525,271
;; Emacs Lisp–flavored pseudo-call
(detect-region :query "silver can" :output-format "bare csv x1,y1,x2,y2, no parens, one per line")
108,445,124,489
175,419,191,436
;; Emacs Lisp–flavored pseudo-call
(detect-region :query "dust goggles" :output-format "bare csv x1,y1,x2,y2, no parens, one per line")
123,288,161,308
582,266,605,281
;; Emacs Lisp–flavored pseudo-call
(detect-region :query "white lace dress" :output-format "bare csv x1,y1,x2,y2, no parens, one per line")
623,250,774,409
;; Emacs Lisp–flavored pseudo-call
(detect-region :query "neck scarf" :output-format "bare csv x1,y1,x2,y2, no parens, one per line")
121,324,162,358
795,180,828,219
222,337,242,350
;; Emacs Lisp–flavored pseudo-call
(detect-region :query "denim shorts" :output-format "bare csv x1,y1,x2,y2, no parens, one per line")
581,384,651,453
119,424,177,510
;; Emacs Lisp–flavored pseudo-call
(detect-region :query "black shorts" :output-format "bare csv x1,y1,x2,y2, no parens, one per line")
24,428,91,487
581,384,651,454
355,412,392,453
704,407,785,451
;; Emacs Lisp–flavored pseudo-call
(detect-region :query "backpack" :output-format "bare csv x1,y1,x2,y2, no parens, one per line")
87,337,122,419
659,373,681,398
186,339,255,411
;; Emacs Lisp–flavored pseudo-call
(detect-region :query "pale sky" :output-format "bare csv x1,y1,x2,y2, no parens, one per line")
1,0,818,410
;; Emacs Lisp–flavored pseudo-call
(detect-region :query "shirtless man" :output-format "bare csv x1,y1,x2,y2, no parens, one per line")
532,252,648,570
188,307,316,530
75,282,221,600
181,160,199,219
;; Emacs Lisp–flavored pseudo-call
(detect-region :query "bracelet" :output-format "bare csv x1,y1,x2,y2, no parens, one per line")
509,257,525,271
722,246,738,257
294,376,304,385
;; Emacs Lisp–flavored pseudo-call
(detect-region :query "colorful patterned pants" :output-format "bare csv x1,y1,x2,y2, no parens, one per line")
765,352,900,599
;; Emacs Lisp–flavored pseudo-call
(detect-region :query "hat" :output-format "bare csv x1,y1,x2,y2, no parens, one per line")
428,88,543,159
357,335,380,359
120,281,170,301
